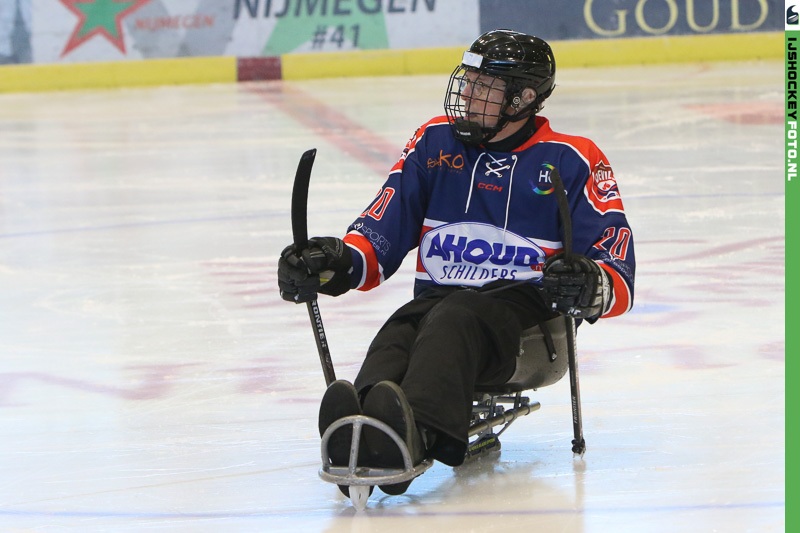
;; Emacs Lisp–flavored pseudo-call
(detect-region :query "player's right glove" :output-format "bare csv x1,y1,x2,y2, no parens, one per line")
278,236,353,303
541,254,611,322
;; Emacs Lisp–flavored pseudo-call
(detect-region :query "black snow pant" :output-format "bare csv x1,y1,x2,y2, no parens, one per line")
353,282,557,467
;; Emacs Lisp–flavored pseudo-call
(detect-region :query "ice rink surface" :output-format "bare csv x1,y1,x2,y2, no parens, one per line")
0,60,784,532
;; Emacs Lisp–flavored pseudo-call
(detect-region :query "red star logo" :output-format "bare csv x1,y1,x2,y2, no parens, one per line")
60,0,150,57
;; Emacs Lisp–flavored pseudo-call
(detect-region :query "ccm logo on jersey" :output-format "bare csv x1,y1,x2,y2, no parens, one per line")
585,161,624,214
419,222,544,286
478,182,503,192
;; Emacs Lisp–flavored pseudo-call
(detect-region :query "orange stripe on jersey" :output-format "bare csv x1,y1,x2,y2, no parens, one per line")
541,246,562,259
521,116,598,158
343,231,382,291
416,224,434,273
600,263,632,318
391,116,451,173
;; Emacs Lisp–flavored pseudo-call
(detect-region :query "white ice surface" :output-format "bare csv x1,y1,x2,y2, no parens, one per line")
0,60,784,532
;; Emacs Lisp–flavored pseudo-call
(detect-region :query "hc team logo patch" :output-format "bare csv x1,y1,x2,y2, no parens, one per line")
585,161,624,214
531,163,555,195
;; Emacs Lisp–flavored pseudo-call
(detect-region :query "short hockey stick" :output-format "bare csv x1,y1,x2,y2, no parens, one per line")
549,166,573,261
548,166,586,455
291,148,337,387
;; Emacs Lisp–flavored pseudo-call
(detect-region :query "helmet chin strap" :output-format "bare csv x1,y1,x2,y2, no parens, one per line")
455,99,533,145
452,118,489,145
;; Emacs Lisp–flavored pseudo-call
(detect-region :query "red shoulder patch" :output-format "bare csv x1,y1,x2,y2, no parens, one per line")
585,161,624,214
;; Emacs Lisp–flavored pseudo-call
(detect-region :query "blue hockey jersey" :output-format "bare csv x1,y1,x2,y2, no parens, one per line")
342,115,635,319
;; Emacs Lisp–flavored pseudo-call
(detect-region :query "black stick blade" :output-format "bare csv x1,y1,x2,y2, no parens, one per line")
291,148,317,249
550,166,573,261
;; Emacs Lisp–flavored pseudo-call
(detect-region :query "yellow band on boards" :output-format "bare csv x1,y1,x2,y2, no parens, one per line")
0,32,781,93
0,56,236,93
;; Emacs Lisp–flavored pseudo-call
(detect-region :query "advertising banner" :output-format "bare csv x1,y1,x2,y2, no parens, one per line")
1,1,782,67
480,0,780,40
25,0,478,64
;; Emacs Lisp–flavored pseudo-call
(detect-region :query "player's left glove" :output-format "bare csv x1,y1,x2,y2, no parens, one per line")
278,237,353,303
542,254,611,322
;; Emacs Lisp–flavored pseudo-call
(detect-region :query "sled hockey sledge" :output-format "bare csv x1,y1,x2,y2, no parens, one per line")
318,313,585,511
289,148,587,511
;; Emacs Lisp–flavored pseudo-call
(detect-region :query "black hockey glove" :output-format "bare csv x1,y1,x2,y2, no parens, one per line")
278,236,353,303
542,254,611,322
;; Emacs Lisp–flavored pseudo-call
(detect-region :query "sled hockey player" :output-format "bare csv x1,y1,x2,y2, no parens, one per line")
278,29,636,496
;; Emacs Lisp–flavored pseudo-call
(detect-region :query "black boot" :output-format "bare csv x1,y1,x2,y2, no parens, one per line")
362,381,425,495
319,380,373,498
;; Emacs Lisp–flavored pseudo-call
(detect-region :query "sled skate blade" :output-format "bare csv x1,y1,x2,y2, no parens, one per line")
349,485,370,511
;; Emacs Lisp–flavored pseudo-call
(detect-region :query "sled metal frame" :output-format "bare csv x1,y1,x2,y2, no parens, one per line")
295,151,586,508
468,314,586,458
319,416,434,488
319,314,585,509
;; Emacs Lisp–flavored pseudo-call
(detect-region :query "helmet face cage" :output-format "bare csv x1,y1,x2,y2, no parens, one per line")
444,65,512,145
444,30,556,145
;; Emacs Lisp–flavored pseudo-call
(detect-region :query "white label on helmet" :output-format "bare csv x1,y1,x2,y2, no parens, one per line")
462,51,483,68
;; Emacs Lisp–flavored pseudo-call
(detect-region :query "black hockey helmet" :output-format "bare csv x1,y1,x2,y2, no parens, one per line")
444,29,556,144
